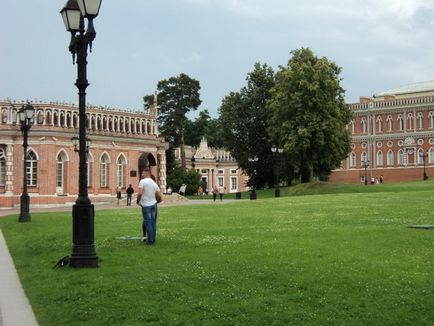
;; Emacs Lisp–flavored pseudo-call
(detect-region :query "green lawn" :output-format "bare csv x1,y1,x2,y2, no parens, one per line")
1,181,433,325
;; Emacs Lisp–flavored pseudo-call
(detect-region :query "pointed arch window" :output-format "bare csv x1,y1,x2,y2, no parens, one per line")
350,120,355,134
26,150,38,186
397,114,404,131
376,116,382,133
417,148,424,165
350,152,356,168
361,151,368,166
398,149,405,165
0,148,6,186
387,150,394,166
100,154,110,187
376,151,383,166
429,148,434,164
407,113,414,130
417,112,423,130
116,155,126,188
429,112,434,129
361,117,367,134
387,115,393,132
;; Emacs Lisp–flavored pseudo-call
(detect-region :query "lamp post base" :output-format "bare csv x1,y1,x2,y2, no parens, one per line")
18,193,31,223
70,203,98,268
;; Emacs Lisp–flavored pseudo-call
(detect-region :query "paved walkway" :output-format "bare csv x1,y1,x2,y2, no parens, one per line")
0,198,239,326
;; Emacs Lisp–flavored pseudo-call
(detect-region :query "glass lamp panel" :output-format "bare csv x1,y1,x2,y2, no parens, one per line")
77,0,102,17
25,105,35,119
18,110,26,123
60,0,81,31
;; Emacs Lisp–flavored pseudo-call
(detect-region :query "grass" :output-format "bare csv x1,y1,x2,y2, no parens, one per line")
1,181,434,325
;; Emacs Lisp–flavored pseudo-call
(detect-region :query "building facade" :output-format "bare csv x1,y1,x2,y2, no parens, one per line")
330,81,434,183
0,99,168,208
175,137,249,193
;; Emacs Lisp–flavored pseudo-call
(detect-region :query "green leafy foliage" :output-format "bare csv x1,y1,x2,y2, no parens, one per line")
219,62,275,188
267,48,352,182
166,166,201,195
144,73,202,169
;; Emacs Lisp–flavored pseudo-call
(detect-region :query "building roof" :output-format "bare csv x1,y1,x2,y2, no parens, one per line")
374,81,434,97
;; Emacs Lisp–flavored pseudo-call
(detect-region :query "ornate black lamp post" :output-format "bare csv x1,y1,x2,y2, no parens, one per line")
248,157,258,200
362,159,369,186
60,0,102,268
271,147,283,197
18,103,35,223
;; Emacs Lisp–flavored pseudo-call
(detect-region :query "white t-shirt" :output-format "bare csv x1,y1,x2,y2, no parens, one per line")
138,178,160,207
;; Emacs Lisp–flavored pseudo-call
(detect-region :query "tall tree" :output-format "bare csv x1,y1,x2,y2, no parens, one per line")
144,73,201,169
219,62,275,188
267,48,352,182
184,109,225,148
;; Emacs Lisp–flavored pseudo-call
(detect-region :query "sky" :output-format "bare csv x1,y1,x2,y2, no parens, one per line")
1,0,434,118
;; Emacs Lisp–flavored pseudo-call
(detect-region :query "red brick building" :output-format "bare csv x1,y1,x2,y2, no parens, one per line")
0,100,168,208
330,81,434,183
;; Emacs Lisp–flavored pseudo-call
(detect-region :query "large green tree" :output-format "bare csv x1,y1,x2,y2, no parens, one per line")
267,48,352,183
219,62,275,188
184,109,224,148
144,73,202,169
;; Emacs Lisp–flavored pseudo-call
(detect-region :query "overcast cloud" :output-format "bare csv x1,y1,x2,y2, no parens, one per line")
1,0,434,117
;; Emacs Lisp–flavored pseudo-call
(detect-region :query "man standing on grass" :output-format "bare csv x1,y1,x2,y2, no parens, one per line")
126,184,134,206
136,167,163,245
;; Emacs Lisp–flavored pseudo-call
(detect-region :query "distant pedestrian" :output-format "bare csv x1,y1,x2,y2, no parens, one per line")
380,175,384,184
126,184,134,206
116,187,122,206
212,185,219,201
219,186,226,201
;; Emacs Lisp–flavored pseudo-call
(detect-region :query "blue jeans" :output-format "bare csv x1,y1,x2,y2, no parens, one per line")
141,204,158,244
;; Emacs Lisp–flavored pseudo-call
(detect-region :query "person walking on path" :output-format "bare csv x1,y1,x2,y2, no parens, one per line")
219,186,226,201
136,168,163,245
212,185,219,202
126,184,134,206
116,187,122,206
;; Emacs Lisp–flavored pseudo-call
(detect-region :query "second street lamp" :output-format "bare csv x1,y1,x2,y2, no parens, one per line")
362,159,369,186
18,103,35,223
60,0,102,268
271,147,283,198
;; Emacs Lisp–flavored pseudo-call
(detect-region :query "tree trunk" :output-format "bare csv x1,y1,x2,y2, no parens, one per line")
300,164,313,183
180,126,186,170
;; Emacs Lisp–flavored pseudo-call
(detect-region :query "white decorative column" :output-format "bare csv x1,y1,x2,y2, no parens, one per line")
5,144,14,195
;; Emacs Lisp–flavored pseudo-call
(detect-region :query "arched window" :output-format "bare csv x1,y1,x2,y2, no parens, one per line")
387,150,394,166
417,112,423,130
417,149,424,165
1,110,7,124
350,120,355,134
56,152,68,193
407,113,413,130
376,116,382,133
387,115,393,132
398,149,404,165
87,153,92,187
37,111,44,125
361,151,368,165
429,112,434,129
0,148,6,186
397,114,404,131
100,154,110,187
361,117,367,134
430,148,434,164
53,111,59,126
376,151,383,166
350,152,356,167
26,150,38,186
116,155,126,188
46,111,52,125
